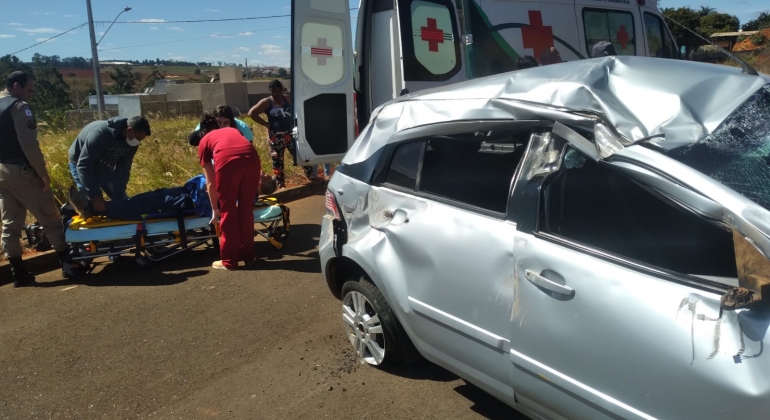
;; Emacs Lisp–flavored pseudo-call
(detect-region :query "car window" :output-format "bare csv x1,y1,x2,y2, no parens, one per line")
384,141,425,190
417,130,528,213
583,9,636,56
540,148,737,278
670,84,770,212
643,13,676,58
397,0,462,82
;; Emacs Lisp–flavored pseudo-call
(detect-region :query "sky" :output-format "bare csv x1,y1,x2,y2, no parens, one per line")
0,0,359,67
0,0,766,66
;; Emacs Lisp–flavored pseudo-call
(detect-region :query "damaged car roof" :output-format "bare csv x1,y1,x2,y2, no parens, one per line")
346,57,769,164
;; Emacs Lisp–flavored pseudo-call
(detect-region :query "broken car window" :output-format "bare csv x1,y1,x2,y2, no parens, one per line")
418,130,528,213
541,147,737,278
670,84,770,211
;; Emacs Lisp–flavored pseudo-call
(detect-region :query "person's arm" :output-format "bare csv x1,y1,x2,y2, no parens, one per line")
247,98,270,129
112,147,137,199
236,118,254,142
202,163,218,223
10,101,50,190
75,131,110,199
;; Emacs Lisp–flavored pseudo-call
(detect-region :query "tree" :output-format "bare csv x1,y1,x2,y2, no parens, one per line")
107,64,139,94
194,68,201,75
698,6,716,17
662,7,708,54
743,12,770,31
143,65,166,89
699,13,740,36
277,67,288,77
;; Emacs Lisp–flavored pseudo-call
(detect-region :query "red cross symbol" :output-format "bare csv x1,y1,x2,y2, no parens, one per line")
420,18,445,52
311,38,333,66
521,11,554,64
616,25,629,50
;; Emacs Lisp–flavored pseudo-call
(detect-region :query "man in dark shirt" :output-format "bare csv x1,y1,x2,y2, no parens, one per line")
68,115,151,213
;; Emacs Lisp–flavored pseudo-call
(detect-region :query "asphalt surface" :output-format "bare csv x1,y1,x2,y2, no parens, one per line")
0,193,525,420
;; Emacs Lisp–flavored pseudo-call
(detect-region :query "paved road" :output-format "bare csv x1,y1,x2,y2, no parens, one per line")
0,193,524,420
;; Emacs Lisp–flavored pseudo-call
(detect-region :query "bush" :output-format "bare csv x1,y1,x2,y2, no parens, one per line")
750,32,767,46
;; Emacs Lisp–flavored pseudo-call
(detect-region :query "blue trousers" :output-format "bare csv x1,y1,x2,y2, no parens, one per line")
87,187,194,221
68,162,129,200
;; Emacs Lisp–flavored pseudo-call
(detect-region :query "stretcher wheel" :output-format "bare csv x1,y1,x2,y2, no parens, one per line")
270,227,284,241
109,255,122,262
135,255,151,268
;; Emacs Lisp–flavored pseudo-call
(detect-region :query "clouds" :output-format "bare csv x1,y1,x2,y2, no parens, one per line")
168,27,184,32
150,27,159,30
7,23,23,26
258,44,290,66
0,34,16,39
36,37,55,43
139,19,166,23
17,27,59,34
63,14,76,18
238,32,254,36
237,47,250,51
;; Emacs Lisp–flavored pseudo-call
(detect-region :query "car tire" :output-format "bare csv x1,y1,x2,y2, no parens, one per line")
341,276,421,367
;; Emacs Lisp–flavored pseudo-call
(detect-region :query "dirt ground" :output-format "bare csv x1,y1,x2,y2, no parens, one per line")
0,194,525,420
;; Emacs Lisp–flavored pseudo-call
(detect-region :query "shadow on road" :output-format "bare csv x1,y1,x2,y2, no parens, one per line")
454,381,527,419
379,360,459,382
247,223,322,274
35,255,210,288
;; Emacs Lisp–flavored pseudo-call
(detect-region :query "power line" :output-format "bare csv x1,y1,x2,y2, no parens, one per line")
5,8,361,57
98,26,292,52
6,23,89,56
94,7,359,25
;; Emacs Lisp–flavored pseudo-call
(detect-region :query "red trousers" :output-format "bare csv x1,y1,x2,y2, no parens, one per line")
215,156,261,269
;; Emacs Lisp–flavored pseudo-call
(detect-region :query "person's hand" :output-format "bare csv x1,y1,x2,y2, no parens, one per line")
210,209,221,225
91,196,107,213
40,175,51,192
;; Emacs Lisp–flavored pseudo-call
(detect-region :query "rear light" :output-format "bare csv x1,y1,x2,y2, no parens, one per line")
325,190,341,220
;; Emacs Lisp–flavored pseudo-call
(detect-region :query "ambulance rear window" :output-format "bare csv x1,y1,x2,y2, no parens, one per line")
583,9,636,56
398,0,462,81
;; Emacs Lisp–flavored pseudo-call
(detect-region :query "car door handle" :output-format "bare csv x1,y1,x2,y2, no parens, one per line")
525,270,575,298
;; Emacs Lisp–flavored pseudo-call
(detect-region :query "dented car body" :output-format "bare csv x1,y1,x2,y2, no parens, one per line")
318,56,770,420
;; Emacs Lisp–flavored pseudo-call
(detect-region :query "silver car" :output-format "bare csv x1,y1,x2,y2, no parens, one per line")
318,56,770,420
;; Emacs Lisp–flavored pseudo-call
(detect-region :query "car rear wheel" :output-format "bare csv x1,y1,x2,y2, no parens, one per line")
341,276,419,367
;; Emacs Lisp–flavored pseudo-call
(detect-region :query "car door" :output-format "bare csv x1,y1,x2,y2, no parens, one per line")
506,130,770,419
367,124,536,406
291,0,356,165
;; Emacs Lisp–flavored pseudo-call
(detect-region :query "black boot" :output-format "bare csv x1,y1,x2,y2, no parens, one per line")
9,257,36,288
57,249,87,280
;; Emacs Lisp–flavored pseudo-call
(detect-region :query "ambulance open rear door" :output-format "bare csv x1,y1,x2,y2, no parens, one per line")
291,0,356,166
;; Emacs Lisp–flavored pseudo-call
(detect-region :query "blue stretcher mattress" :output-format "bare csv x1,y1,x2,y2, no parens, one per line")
65,205,284,243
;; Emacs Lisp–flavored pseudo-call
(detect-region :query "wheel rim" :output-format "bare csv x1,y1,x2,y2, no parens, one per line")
342,291,386,365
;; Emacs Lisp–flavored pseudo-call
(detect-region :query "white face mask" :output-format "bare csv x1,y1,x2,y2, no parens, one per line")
126,138,141,147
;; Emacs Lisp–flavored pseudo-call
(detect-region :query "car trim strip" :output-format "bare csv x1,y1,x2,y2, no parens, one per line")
408,297,509,351
509,348,660,420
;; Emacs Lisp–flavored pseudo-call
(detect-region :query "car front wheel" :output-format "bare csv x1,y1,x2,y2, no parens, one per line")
341,276,417,367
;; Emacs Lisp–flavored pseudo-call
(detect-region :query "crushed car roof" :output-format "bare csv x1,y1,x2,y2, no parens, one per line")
347,56,769,164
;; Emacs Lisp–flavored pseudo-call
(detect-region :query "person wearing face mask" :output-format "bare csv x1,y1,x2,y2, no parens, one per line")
0,71,86,287
67,115,151,214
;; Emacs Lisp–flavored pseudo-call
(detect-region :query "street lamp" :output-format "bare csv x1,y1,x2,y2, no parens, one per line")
86,3,131,116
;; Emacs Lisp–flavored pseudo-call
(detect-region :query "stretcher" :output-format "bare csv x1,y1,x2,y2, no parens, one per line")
64,197,291,269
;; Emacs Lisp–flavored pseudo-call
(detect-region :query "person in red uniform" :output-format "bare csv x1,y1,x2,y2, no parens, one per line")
188,113,261,270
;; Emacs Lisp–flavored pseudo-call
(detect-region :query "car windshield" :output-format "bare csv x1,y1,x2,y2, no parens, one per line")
670,83,770,211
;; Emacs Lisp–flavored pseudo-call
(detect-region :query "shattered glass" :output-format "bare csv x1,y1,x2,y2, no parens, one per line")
564,149,587,169
670,84,770,211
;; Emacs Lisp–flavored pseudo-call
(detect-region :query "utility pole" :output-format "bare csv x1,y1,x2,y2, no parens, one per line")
86,0,105,116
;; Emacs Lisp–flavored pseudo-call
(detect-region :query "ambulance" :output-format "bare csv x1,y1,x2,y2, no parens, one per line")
290,0,679,165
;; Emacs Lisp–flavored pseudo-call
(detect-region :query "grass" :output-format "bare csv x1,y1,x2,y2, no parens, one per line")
40,114,321,206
